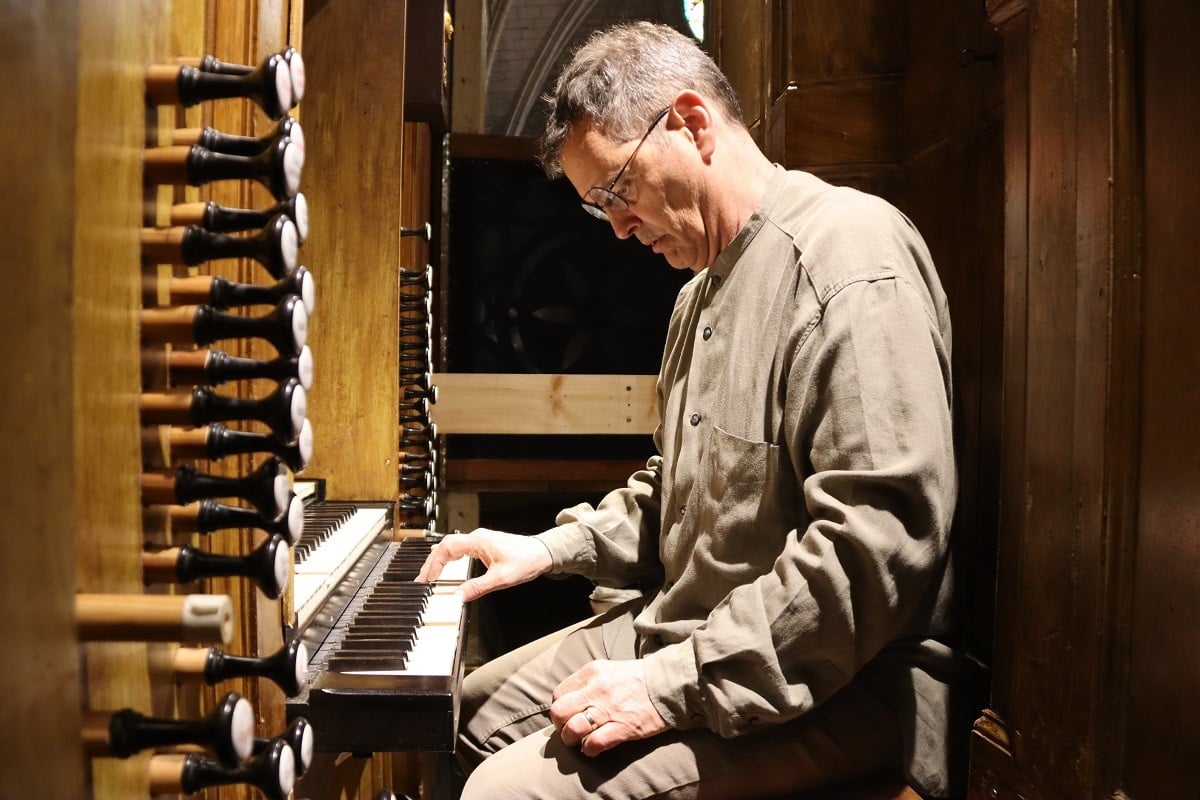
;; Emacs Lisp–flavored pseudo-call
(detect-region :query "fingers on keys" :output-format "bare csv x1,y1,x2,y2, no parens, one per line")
415,533,465,582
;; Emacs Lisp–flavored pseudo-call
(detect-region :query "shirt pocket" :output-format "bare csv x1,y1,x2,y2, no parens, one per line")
695,424,799,577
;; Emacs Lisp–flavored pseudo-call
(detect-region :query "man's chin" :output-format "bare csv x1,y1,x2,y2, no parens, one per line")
662,252,699,272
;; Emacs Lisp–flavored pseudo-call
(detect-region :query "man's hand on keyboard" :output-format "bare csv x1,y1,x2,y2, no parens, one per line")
415,528,554,602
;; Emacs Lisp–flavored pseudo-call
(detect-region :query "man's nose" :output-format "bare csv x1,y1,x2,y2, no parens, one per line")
608,207,637,240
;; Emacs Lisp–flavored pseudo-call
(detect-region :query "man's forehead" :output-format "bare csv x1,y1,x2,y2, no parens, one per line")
561,120,625,191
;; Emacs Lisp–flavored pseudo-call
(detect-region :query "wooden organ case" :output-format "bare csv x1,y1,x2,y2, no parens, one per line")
0,1,451,798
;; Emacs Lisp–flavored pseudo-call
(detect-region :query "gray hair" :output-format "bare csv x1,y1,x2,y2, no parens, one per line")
539,21,744,178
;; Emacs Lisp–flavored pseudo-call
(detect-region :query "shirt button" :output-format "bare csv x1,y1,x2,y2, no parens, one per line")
711,275,722,288
690,413,701,426
678,504,686,517
702,325,713,340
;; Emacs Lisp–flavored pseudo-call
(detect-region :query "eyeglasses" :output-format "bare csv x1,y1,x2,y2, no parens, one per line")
581,106,670,221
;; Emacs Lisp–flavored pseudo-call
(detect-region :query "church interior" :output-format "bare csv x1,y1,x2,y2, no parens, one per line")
1,1,1196,798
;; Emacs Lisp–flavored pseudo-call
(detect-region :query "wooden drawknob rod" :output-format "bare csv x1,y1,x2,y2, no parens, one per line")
75,593,233,643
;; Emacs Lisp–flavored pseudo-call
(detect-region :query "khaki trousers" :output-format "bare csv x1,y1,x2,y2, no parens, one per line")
456,599,903,800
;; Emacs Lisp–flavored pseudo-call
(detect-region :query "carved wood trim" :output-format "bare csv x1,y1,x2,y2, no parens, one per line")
986,0,1028,28
972,707,1013,754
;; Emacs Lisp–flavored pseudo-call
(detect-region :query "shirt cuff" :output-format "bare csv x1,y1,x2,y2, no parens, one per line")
642,641,705,730
533,521,595,575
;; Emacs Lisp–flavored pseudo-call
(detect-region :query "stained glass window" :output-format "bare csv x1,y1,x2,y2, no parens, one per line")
684,0,704,41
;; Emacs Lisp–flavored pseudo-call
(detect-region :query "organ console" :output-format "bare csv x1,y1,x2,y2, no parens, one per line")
142,532,292,599
68,20,456,795
142,137,304,201
168,193,310,243
145,52,294,119
139,379,308,441
82,691,254,768
140,215,300,278
145,344,315,391
146,739,294,800
140,456,293,522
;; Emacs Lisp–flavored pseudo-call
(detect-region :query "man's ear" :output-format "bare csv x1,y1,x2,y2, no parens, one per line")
670,90,715,160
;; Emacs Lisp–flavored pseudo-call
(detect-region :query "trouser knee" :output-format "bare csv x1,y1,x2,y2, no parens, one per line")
457,748,535,800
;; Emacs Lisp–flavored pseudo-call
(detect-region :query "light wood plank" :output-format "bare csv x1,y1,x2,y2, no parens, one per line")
431,374,657,434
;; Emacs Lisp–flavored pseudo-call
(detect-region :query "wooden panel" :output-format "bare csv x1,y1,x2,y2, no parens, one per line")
783,0,905,81
73,2,172,798
902,42,964,160
446,458,647,493
404,0,449,129
1005,0,1097,792
449,0,486,134
969,0,1171,797
906,0,956,68
898,0,1004,686
968,11,1029,799
431,374,657,434
712,0,768,128
297,751,419,799
449,132,538,160
300,0,407,501
1126,0,1200,795
0,3,86,797
767,78,901,167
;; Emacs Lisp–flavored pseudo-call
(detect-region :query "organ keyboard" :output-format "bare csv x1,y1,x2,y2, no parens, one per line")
288,495,471,752
292,500,390,630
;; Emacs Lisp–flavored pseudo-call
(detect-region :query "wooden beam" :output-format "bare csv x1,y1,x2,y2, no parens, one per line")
431,374,657,434
449,0,486,133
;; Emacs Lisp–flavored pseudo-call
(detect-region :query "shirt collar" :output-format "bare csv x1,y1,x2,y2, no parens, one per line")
701,164,789,285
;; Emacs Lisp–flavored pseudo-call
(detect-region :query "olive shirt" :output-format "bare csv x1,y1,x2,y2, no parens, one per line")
535,167,959,797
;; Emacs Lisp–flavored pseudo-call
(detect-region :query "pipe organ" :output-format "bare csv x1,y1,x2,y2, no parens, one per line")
1,1,452,798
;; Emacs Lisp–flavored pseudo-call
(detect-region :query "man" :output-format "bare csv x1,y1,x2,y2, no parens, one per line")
419,20,960,800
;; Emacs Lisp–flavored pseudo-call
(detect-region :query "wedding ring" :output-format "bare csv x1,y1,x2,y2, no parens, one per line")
582,707,598,730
